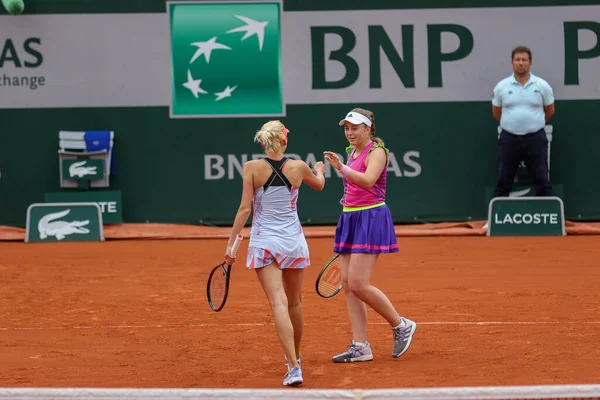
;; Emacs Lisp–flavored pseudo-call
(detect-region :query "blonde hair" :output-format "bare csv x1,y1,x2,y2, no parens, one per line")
351,108,384,145
254,120,286,154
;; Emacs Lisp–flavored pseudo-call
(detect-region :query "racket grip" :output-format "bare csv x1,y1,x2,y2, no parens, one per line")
229,234,243,257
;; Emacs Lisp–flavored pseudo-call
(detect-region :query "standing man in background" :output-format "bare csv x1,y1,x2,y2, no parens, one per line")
491,45,555,197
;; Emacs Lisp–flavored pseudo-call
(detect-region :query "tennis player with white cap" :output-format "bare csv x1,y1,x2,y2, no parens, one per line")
323,107,417,363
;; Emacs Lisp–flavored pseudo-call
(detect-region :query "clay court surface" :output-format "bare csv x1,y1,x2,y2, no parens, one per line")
1,236,599,389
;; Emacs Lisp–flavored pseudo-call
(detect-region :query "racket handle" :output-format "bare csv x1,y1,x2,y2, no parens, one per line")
229,234,243,257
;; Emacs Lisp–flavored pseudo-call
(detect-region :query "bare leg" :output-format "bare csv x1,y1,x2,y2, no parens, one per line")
346,253,401,328
282,268,305,361
255,263,298,369
339,253,369,342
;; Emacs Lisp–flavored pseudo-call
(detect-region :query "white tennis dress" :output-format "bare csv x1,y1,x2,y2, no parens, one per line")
246,157,310,270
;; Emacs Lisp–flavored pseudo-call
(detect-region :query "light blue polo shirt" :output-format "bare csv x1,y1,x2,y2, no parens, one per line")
492,73,554,135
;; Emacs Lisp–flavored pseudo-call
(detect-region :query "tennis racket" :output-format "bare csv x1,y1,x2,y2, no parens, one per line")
206,234,243,312
315,254,342,298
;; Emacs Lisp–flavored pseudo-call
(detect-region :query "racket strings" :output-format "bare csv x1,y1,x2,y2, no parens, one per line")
209,270,227,306
318,280,340,293
318,262,342,296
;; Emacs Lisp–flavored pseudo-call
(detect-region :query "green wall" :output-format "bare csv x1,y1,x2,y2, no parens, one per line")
2,100,599,227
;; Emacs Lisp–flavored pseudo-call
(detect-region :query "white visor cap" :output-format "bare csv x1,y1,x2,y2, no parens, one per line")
338,111,372,127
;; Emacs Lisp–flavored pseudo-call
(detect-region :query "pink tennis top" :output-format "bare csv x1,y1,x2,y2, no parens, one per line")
340,141,389,207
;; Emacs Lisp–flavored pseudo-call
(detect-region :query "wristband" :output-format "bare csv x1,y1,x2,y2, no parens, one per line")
340,164,352,177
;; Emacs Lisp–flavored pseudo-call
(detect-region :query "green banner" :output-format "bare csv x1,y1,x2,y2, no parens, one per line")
45,190,123,224
25,202,104,242
2,101,600,227
487,197,566,236
168,1,284,118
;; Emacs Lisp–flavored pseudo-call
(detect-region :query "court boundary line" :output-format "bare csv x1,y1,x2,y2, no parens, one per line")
1,385,600,399
1,320,599,331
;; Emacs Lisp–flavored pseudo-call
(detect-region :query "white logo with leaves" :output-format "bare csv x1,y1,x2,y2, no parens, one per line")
181,15,268,102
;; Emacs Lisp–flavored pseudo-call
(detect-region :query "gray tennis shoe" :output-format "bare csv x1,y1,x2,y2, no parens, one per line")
283,366,303,386
332,340,374,363
392,317,416,358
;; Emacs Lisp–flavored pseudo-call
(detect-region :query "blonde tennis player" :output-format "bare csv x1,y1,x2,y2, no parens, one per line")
224,120,326,386
324,108,416,363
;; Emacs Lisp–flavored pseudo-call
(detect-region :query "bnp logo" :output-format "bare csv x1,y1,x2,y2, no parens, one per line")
168,1,284,118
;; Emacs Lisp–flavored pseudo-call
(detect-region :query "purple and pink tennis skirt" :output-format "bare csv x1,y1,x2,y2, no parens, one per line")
333,203,398,254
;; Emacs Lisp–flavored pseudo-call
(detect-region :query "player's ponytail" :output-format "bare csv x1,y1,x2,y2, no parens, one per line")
254,120,286,154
